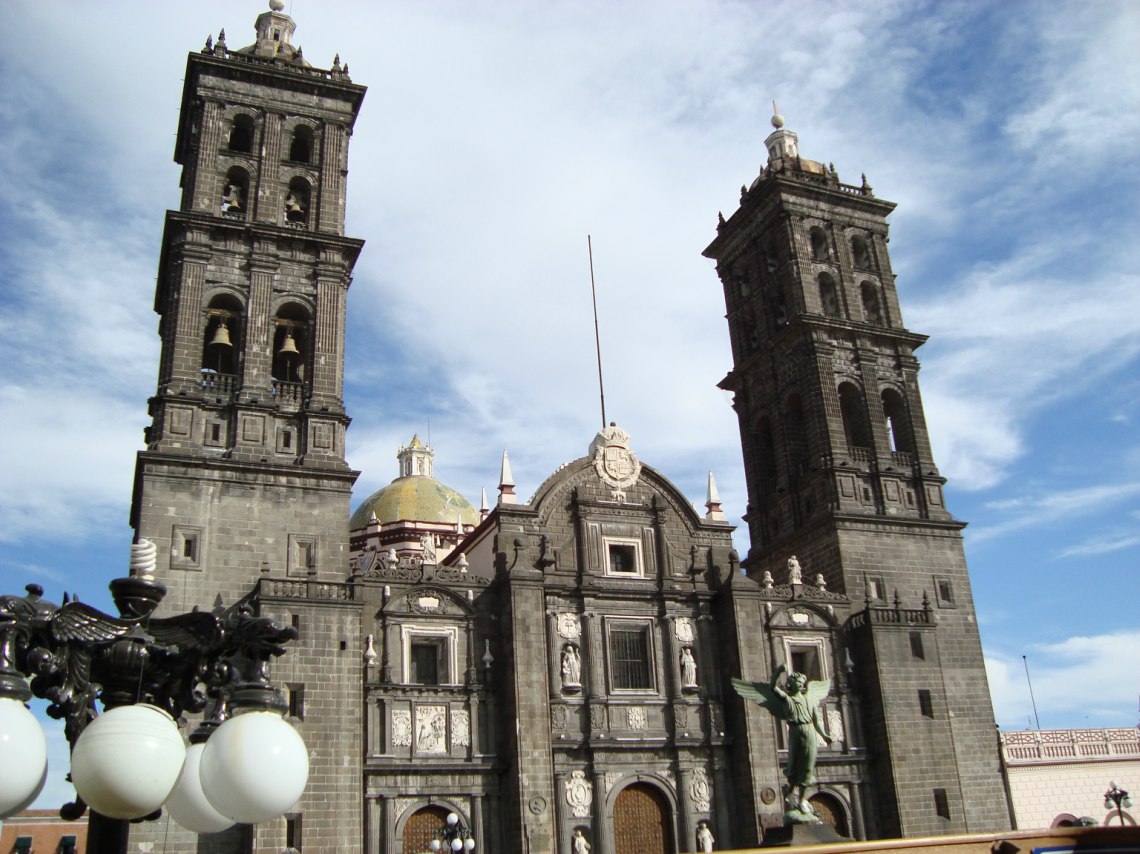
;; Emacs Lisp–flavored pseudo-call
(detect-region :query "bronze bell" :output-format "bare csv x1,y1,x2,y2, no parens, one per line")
209,320,233,348
278,330,300,357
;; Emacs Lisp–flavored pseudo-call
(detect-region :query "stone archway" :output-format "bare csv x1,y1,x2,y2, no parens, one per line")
613,783,673,854
808,792,849,838
402,805,450,854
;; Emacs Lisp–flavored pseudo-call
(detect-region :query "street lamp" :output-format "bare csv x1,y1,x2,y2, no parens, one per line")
1104,781,1132,827
0,540,309,852
429,811,476,852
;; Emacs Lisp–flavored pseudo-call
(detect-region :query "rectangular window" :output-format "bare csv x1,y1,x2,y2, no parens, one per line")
610,625,653,690
172,526,202,569
918,689,934,718
789,647,822,681
15,839,31,854
60,836,78,854
934,576,955,608
410,639,448,685
285,812,303,851
287,683,305,720
933,788,950,820
866,576,884,602
288,535,317,576
909,631,925,660
603,536,644,577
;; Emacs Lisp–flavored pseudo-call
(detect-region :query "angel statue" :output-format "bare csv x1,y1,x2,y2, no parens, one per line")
732,663,831,821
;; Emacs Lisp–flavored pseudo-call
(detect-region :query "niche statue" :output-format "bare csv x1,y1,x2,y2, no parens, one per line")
732,664,831,822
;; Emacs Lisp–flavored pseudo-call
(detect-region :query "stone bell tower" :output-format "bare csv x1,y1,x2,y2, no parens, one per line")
704,108,1011,837
129,3,366,850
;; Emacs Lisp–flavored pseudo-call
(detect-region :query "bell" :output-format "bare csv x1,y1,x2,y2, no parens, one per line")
209,321,232,348
278,331,300,357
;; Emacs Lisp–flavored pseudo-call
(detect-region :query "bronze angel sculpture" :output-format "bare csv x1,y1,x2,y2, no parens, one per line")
732,664,831,821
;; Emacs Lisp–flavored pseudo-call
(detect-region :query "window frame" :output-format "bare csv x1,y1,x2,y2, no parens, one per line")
606,618,656,693
603,535,645,578
401,625,460,686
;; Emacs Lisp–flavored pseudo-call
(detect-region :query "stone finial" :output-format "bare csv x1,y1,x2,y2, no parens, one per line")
332,53,342,72
814,573,827,591
363,634,378,666
498,450,517,505
203,35,214,54
762,570,774,590
704,471,725,521
269,0,286,10
480,486,490,518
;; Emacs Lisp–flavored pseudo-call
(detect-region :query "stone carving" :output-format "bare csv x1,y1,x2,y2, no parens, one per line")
573,828,592,853
732,664,831,821
708,701,724,733
674,616,695,644
590,704,606,730
680,647,698,690
627,706,647,730
561,644,582,692
589,423,641,489
787,555,803,585
605,772,622,794
565,770,593,818
551,705,567,730
689,768,712,812
697,820,716,853
557,612,582,640
827,708,844,744
392,710,412,747
451,709,470,748
415,705,448,754
675,704,689,729
391,797,417,819
420,533,437,564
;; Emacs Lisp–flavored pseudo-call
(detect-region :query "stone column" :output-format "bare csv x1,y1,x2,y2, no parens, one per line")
592,769,609,854
677,766,696,854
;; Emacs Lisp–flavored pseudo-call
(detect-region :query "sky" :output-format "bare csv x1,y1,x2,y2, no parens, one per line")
2,0,1138,810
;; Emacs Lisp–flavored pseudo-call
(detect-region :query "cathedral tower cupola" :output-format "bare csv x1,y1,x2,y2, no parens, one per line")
248,0,301,61
764,102,798,162
397,434,435,478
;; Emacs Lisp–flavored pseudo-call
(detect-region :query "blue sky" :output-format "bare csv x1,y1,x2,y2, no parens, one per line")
2,0,1138,808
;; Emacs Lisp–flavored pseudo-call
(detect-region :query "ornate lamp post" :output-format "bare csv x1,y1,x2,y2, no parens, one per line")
0,541,309,853
1104,781,1132,827
429,811,476,852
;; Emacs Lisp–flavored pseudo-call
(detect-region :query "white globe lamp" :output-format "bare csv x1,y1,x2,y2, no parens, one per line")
0,696,48,818
70,704,186,820
166,741,234,834
200,710,308,824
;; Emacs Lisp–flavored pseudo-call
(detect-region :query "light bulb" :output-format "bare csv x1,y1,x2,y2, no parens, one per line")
465,837,476,851
430,840,442,851
0,698,48,819
70,705,186,820
201,710,308,824
452,838,464,851
166,742,234,834
447,812,459,825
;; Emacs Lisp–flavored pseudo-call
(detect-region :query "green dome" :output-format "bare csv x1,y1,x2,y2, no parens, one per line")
350,476,479,530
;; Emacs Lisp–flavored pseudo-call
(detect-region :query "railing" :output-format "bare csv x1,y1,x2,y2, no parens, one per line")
257,577,356,601
200,371,236,396
848,606,932,630
209,47,352,82
1000,727,1140,764
272,379,304,409
890,450,915,469
847,446,874,465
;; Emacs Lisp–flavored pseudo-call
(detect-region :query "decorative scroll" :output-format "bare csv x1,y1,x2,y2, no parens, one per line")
689,768,712,812
627,706,647,730
565,770,593,818
392,710,412,747
451,709,470,748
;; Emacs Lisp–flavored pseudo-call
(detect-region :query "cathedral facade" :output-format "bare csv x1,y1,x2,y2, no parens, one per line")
126,5,1009,852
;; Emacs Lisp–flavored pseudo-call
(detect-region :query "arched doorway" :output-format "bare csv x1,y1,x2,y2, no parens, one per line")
402,805,449,854
808,792,849,838
613,783,673,854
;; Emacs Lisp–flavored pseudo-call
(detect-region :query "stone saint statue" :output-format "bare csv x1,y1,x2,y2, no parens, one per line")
787,555,803,585
561,644,581,688
696,821,715,852
680,647,698,688
732,664,831,821
573,829,591,853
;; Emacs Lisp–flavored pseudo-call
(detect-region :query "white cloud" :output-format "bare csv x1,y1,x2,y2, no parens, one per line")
1057,535,1140,559
986,629,1140,730
968,482,1140,543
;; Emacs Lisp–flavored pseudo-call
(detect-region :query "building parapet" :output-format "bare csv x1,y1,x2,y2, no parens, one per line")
1000,727,1140,765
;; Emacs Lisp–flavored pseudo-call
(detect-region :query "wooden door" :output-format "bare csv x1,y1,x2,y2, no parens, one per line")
613,783,672,853
402,805,449,854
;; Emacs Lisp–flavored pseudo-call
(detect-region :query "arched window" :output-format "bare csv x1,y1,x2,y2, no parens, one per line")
284,177,311,226
220,166,249,218
227,114,254,153
288,125,314,163
202,295,243,378
838,383,873,450
273,304,311,386
810,227,830,262
861,281,884,325
818,273,841,318
851,234,870,269
881,388,914,454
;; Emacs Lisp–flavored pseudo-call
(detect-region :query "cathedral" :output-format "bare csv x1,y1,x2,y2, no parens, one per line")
127,4,1010,852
